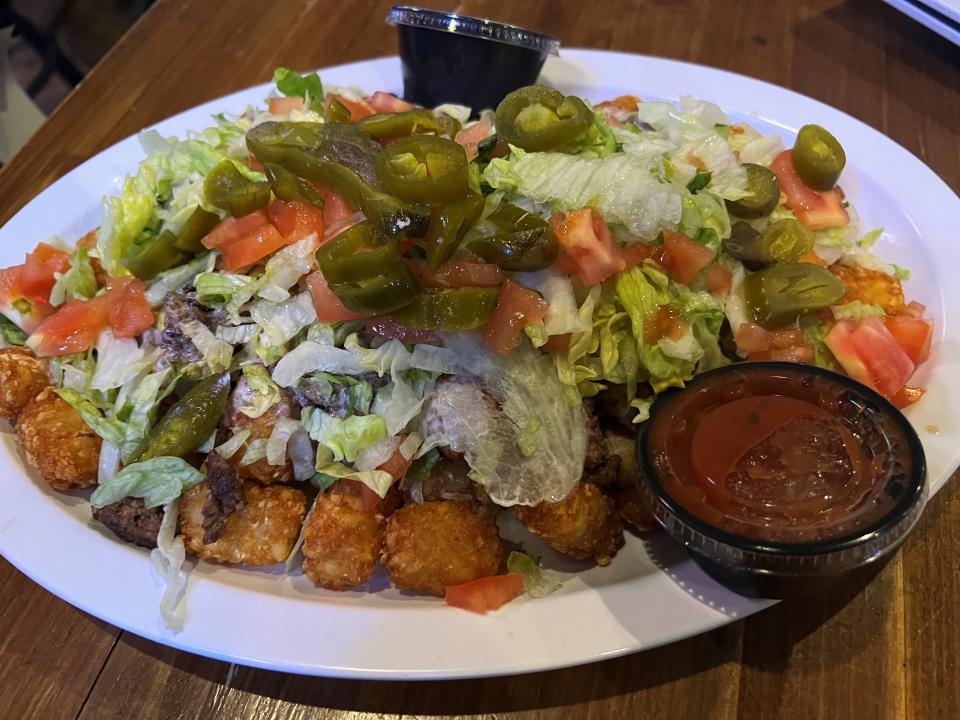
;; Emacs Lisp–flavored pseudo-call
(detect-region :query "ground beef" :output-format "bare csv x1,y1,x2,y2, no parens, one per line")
201,452,244,544
401,455,495,516
584,408,609,470
92,498,164,549
292,371,387,416
160,292,226,365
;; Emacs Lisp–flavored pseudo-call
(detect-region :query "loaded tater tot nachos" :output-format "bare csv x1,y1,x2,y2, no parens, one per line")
0,68,931,626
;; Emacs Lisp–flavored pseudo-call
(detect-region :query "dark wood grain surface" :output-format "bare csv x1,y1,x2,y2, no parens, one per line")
1,1,958,718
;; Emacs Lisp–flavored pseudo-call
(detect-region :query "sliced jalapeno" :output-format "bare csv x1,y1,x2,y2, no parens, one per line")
172,207,221,254
375,135,468,204
425,194,484,270
743,262,846,328
391,287,500,330
203,160,271,218
263,162,324,207
328,264,420,314
125,230,189,280
133,372,231,461
358,109,447,140
495,86,594,151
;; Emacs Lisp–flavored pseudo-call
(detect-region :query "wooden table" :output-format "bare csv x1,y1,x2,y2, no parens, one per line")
1,1,958,717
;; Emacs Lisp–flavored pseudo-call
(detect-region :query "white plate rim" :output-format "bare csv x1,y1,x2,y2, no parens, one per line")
0,49,957,680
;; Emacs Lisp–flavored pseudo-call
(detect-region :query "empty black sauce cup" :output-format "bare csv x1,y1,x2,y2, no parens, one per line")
634,362,928,598
387,6,560,113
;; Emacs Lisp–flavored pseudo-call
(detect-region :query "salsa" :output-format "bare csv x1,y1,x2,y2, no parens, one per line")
647,365,916,543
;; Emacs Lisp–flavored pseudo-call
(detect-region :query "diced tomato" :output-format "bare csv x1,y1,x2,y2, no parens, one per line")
884,315,932,365
432,261,502,288
364,91,414,114
445,574,524,614
266,199,325,243
903,301,926,318
454,117,493,162
644,304,686,343
204,209,295,272
771,327,804,349
891,385,926,409
269,96,305,115
734,323,774,354
484,280,548,355
770,150,849,231
600,95,640,112
661,229,715,285
622,242,660,270
21,243,71,302
106,277,154,338
850,316,915,397
0,265,55,333
201,210,270,250
27,297,110,357
827,318,915,398
326,93,375,122
316,187,357,232
706,264,732,292
366,315,439,344
799,251,828,267
377,438,415,482
248,153,264,172
550,208,625,286
770,345,814,362
541,333,572,354
306,271,367,323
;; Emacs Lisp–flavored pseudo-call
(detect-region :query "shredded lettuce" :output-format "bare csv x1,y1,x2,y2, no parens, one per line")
267,417,302,466
150,498,188,632
90,331,154,391
832,301,886,321
91,456,205,509
273,67,324,112
313,462,394,499
180,320,233,372
272,340,362,387
145,252,217,308
195,271,257,310
49,247,97,306
238,364,281,418
301,408,389,465
507,551,562,598
214,428,251,459
248,292,317,364
484,146,683,239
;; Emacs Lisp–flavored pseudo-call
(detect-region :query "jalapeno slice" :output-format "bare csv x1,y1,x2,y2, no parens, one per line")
316,221,401,283
391,287,500,331
425,194,484,270
726,164,780,218
792,124,846,191
125,230,189,280
495,86,594,151
171,207,221,254
133,372,231,462
743,262,846,328
263,162,324,207
204,160,271,218
468,203,559,271
328,264,421,314
358,109,448,140
375,135,468,204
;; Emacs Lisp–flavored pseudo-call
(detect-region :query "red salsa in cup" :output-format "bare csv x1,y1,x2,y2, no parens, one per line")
647,365,917,543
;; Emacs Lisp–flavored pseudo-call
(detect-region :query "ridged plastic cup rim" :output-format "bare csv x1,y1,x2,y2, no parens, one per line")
635,362,928,566
387,5,561,56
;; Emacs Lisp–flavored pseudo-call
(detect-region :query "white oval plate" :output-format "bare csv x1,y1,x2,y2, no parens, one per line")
0,50,957,680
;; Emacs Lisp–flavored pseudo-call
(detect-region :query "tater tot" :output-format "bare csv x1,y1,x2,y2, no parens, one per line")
16,387,100,491
608,484,657,533
229,389,297,485
515,482,623,566
0,347,50,421
382,500,504,595
179,481,306,565
302,491,385,591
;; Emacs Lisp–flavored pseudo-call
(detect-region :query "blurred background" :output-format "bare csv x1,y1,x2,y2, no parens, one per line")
1,0,151,161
